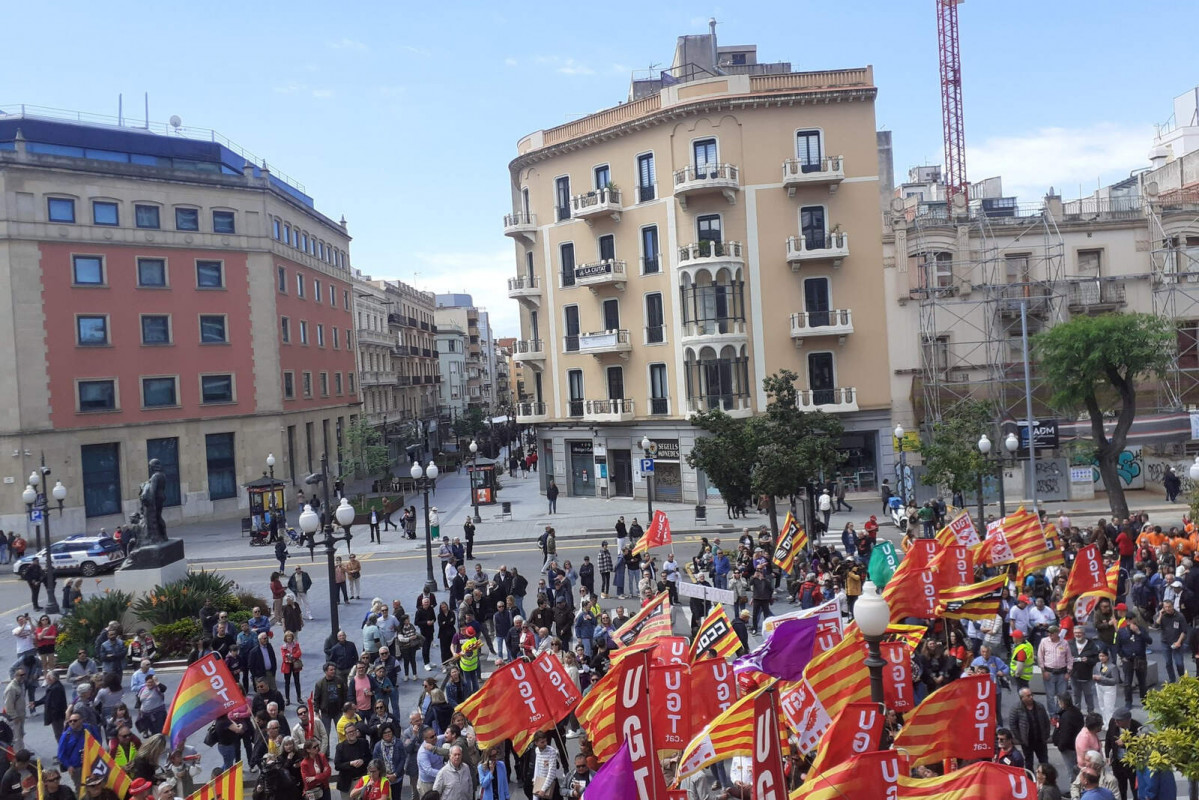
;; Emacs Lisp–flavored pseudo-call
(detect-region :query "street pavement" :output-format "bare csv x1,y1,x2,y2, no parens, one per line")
0,465,1189,794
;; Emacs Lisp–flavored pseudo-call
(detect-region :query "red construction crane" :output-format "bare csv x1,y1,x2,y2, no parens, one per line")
937,0,968,204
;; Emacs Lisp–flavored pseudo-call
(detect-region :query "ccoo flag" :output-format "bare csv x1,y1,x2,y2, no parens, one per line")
771,513,803,573
82,730,132,798
688,604,742,661
162,653,246,749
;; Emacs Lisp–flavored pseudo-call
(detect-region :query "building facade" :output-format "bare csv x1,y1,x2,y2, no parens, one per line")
505,30,891,502
0,113,359,531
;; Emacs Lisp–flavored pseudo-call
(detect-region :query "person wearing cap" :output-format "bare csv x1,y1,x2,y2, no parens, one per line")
1036,625,1072,718
1155,596,1190,682
1009,630,1034,692
1104,708,1141,800
1115,614,1152,710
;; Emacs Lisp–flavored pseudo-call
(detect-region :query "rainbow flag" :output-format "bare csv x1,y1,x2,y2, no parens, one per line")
162,653,246,749
82,730,131,798
186,763,243,800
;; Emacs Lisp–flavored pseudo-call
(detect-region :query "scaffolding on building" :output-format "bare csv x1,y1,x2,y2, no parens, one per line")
1149,186,1199,414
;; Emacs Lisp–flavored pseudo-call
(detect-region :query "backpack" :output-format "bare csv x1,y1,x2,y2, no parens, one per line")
800,583,817,609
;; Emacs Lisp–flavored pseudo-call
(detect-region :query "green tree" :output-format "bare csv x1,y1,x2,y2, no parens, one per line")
1122,676,1199,798
344,417,390,480
688,370,844,536
917,399,993,522
454,407,487,441
1033,312,1173,519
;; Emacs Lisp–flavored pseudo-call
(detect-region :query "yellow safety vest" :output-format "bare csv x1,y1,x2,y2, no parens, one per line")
1009,641,1033,678
113,743,138,769
460,636,480,672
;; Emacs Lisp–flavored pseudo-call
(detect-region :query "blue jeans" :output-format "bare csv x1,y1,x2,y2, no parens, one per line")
713,573,727,590
462,668,480,697
217,742,239,770
1164,646,1187,681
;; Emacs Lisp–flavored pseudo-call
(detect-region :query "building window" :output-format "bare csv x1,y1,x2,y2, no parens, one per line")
314,279,322,303
637,153,655,202
200,374,234,404
142,377,178,408
318,242,325,260
146,437,182,507
48,197,76,223
1077,249,1102,275
567,370,584,417
922,335,950,375
205,433,237,500
333,328,340,349
277,266,287,293
199,315,228,344
694,138,718,173
564,305,580,352
135,205,160,229
92,201,119,226
808,352,836,404
320,372,329,397
78,380,116,412
1178,321,1199,370
650,363,669,414
273,219,281,240
698,214,722,243
284,223,291,243
196,260,224,288
212,210,235,234
77,315,109,346
343,290,350,310
796,130,823,171
80,442,121,517
594,164,611,189
335,373,343,394
300,321,309,344
296,273,305,298
555,176,571,221
283,372,295,399
330,284,337,306
560,243,576,288
72,255,104,286
175,207,200,231
348,373,355,394
641,226,660,274
801,206,826,250
301,233,309,252
317,324,325,347
302,372,313,398
281,317,291,343
598,234,615,261
645,293,664,343
137,258,167,288
141,315,171,345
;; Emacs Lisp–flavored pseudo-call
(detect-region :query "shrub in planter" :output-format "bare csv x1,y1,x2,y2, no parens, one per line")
229,610,252,627
56,590,134,663
229,591,271,616
150,619,201,659
131,570,240,626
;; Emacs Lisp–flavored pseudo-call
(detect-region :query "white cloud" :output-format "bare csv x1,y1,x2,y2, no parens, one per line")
330,37,369,51
311,88,335,99
400,45,431,56
968,123,1152,204
556,58,595,76
504,57,518,67
377,85,405,98
377,249,521,337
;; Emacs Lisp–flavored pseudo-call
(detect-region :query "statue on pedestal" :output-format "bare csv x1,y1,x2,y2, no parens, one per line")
140,459,169,544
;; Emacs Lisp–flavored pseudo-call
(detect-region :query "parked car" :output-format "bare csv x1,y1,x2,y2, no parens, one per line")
14,534,125,578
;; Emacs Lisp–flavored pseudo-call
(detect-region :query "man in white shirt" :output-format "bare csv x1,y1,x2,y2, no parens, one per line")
11,614,34,670
662,554,680,603
1007,595,1032,640
531,732,562,799
818,490,833,535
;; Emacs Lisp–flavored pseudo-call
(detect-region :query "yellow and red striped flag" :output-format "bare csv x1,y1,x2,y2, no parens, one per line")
771,513,803,573
935,574,1007,620
458,659,555,750
577,641,657,761
631,510,672,556
613,590,672,647
676,683,774,780
935,511,981,548
897,760,1031,799
1056,543,1111,613
891,674,996,766
1020,522,1064,578
882,544,941,621
687,604,742,661
805,701,882,776
82,731,131,798
791,749,905,800
1001,507,1046,562
186,763,243,800
803,623,926,720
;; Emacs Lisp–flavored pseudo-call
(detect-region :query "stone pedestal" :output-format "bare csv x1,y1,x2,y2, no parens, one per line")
113,540,188,595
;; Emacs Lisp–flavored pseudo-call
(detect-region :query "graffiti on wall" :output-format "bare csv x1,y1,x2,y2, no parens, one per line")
1034,459,1070,502
1144,458,1196,495
1088,446,1144,491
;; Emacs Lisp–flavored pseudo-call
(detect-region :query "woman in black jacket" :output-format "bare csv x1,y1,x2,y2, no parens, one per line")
414,598,436,671
436,602,456,666
32,670,67,739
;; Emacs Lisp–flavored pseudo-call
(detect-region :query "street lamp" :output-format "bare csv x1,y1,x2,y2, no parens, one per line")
977,433,1018,519
640,434,654,521
22,463,65,615
893,424,908,506
1189,456,1199,483
266,453,278,528
469,439,481,523
300,453,352,637
853,580,891,704
411,461,440,594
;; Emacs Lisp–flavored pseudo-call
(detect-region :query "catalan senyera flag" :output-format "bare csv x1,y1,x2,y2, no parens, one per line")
1020,522,1064,579
631,509,672,555
930,544,974,593
185,763,243,800
577,642,657,761
1057,543,1110,613
1001,506,1046,562
162,653,246,749
772,513,802,573
935,511,981,548
891,674,996,766
687,604,741,661
509,651,584,752
614,590,672,647
676,683,773,780
803,623,926,721
791,749,904,800
806,701,883,776
935,574,1008,620
458,658,554,750
1082,561,1121,601
82,730,132,798
882,543,941,621
896,761,1031,799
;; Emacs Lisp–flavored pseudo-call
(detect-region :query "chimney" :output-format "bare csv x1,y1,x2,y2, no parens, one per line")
709,17,718,71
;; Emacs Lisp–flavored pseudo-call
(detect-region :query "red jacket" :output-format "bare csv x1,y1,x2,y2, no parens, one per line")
1116,532,1135,557
301,754,331,790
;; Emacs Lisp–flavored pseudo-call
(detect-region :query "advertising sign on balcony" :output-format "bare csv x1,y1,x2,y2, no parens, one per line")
575,262,613,279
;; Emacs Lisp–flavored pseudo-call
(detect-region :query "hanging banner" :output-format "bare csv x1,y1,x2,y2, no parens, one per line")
752,690,788,800
880,641,914,712
650,664,690,752
614,649,667,800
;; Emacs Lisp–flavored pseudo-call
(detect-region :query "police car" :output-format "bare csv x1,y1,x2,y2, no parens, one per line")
13,534,125,578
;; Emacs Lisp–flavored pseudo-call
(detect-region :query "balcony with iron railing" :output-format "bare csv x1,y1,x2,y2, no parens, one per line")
513,338,546,364
686,394,752,417
789,309,854,344
782,155,845,195
583,398,635,423
503,211,538,241
516,401,548,423
994,285,1052,318
573,258,627,290
575,329,632,356
1066,280,1127,313
676,240,744,272
356,328,393,347
797,386,858,413
387,312,409,328
507,275,542,305
786,231,849,268
570,187,623,223
673,163,740,209
396,375,413,387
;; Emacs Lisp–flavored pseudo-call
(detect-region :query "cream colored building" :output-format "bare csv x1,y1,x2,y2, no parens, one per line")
505,30,892,503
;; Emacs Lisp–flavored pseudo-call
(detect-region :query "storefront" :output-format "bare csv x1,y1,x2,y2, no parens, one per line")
835,430,879,491
649,438,683,502
568,440,595,497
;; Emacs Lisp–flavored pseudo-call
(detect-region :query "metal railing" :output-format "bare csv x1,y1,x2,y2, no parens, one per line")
570,187,622,212
515,338,544,354
782,155,844,180
577,329,631,351
674,163,739,186
508,275,540,292
798,387,856,408
790,308,853,330
787,231,849,256
678,240,744,262
1067,281,1127,308
517,401,547,417
585,398,634,416
504,211,537,228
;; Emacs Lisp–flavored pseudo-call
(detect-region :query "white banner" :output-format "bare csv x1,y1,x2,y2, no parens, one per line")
677,580,735,605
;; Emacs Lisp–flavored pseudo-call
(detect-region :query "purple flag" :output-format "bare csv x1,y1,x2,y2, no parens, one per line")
585,739,640,799
732,616,819,681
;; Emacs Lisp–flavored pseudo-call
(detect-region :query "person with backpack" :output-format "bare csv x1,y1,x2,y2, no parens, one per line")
797,573,823,610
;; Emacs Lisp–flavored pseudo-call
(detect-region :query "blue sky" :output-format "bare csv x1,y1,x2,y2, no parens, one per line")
4,1,1195,335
